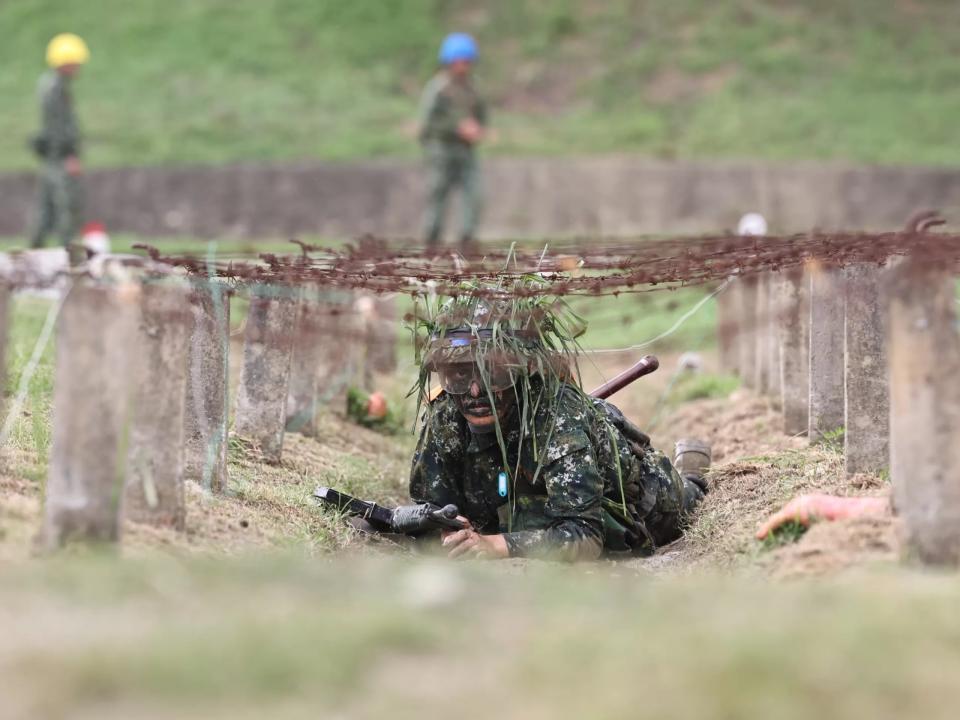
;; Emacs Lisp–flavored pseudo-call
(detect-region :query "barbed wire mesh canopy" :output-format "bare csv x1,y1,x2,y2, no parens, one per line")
133,232,960,299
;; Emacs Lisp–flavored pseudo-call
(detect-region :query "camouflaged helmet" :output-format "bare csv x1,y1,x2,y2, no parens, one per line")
420,292,583,396
424,296,538,394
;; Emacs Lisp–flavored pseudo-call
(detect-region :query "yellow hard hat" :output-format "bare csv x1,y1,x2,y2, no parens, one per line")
46,33,90,68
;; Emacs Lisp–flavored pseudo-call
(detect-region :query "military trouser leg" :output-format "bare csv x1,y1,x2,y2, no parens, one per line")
29,164,58,248
422,145,455,248
60,171,84,265
55,170,83,250
638,448,705,547
31,162,82,257
457,150,482,245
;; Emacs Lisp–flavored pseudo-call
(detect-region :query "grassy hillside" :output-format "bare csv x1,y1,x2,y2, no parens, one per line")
1,0,959,170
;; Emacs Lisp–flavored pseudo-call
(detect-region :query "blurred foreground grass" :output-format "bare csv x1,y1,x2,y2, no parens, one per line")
3,554,960,720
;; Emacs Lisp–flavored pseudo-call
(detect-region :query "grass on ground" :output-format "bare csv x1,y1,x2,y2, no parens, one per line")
3,554,960,720
2,0,960,169
575,284,717,353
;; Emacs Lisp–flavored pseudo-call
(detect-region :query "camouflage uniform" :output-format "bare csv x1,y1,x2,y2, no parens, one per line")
410,382,703,562
30,70,83,250
418,72,487,247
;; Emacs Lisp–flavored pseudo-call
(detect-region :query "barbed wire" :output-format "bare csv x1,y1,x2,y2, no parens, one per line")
132,231,960,299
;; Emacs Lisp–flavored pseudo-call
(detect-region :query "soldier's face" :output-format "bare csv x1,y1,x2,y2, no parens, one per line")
58,63,81,77
448,60,472,79
456,379,510,429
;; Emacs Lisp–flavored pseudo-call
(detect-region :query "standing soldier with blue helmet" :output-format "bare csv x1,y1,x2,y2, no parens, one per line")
418,33,488,253
30,33,88,262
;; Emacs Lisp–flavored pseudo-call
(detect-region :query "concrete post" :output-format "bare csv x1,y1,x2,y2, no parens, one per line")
43,280,139,548
183,279,231,492
737,275,758,388
754,273,772,395
234,283,299,463
889,259,960,565
337,294,373,390
843,263,889,476
316,292,366,406
367,294,398,375
778,268,809,435
767,273,783,407
716,277,740,376
0,281,10,398
287,285,324,435
807,264,846,442
124,281,191,529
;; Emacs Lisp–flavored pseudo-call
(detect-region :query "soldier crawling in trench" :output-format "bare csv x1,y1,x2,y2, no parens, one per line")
406,283,712,562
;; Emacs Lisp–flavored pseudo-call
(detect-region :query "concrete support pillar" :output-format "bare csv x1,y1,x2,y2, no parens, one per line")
889,259,960,565
716,277,740,376
843,263,889,477
43,280,138,548
766,273,783,407
807,264,846,442
778,268,809,435
287,285,324,435
0,281,10,398
234,283,299,463
737,276,758,388
754,273,772,395
183,279,231,492
367,294,398,375
316,292,366,406
124,281,191,529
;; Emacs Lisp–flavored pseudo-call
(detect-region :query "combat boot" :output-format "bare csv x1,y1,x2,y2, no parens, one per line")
674,438,712,493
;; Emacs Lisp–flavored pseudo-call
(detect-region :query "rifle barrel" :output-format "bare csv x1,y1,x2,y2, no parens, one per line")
589,355,659,400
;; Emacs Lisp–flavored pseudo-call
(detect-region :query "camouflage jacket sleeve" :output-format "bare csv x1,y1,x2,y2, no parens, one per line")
409,402,465,509
417,75,460,144
39,73,80,159
502,431,605,562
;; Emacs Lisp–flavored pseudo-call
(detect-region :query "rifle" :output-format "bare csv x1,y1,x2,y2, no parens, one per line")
314,486,466,534
589,355,658,399
316,355,659,534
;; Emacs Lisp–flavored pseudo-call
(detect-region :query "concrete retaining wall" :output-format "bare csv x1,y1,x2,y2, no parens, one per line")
2,157,959,239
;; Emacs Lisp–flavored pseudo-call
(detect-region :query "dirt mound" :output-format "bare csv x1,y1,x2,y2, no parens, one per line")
766,514,900,579
636,391,899,577
661,388,807,464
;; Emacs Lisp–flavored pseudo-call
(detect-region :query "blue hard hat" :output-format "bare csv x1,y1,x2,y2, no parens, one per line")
439,33,478,65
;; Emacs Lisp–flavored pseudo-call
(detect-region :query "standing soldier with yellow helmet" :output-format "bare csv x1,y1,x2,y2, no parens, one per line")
30,33,89,260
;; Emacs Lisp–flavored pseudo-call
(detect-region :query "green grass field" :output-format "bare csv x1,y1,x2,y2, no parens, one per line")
2,0,960,170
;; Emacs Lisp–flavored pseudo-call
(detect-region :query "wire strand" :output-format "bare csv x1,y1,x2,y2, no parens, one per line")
0,285,70,447
583,277,731,355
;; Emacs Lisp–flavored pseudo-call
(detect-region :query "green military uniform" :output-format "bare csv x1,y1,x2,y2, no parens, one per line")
418,72,487,247
30,70,83,250
410,381,703,562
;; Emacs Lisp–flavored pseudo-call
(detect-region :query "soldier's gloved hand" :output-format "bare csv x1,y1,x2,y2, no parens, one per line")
441,517,509,560
756,494,888,540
